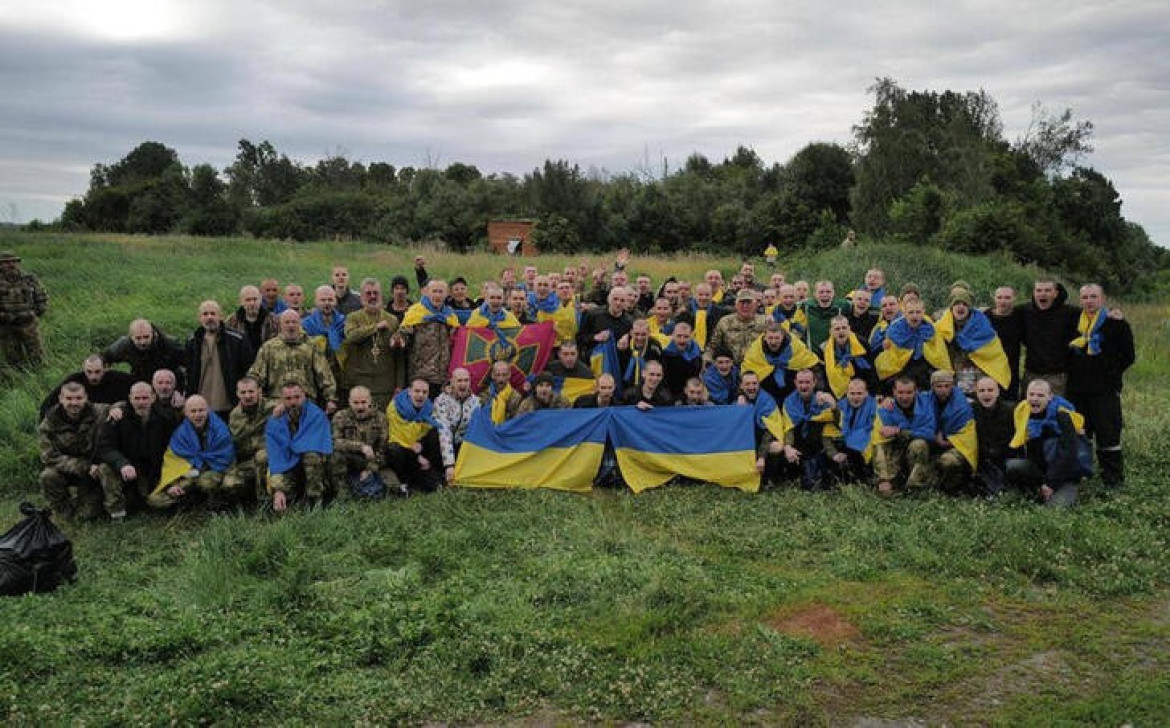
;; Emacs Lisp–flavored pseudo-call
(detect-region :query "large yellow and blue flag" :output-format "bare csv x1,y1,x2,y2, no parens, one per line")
608,406,760,493
590,336,623,395
454,407,608,493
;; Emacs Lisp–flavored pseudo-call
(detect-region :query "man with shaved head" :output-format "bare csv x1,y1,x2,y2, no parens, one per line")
282,283,306,318
1066,283,1135,487
38,382,109,521
226,284,278,361
302,284,347,392
39,353,135,420
248,309,338,412
331,265,362,314
149,395,235,511
185,300,252,418
98,381,177,519
102,318,186,383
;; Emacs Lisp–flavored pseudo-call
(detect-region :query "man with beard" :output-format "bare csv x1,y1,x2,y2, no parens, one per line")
479,360,523,424
221,376,274,504
185,300,252,419
517,372,572,414
39,382,108,521
267,380,334,512
342,278,402,411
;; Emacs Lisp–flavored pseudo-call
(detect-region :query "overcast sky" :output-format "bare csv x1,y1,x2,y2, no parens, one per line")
1,1,1167,245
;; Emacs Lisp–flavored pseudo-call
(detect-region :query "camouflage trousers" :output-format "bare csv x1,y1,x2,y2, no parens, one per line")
40,466,104,520
0,321,44,369
147,470,226,510
872,437,931,486
267,452,332,503
222,459,267,503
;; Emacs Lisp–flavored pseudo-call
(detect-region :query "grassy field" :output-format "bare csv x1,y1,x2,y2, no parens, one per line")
0,233,1167,725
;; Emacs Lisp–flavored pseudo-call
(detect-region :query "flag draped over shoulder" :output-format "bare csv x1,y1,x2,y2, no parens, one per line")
302,310,348,365
455,407,608,492
451,321,556,392
1010,397,1086,449
401,298,460,328
485,380,517,425
823,333,871,399
684,301,708,348
934,393,978,469
702,364,740,405
742,335,821,388
873,392,936,445
387,389,439,448
266,401,333,476
875,318,951,380
155,414,235,492
609,406,759,493
934,309,1011,389
465,304,521,330
1070,307,1108,356
781,391,835,440
544,298,579,346
836,395,878,461
751,390,786,441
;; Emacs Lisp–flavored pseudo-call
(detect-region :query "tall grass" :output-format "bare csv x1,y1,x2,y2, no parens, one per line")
0,232,1166,724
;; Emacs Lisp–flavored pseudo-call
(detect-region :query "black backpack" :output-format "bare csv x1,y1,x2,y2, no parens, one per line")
0,502,78,596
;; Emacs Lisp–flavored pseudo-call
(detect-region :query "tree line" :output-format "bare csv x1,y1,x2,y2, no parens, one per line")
43,78,1166,294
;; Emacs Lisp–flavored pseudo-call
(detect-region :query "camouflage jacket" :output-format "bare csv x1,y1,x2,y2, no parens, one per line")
229,401,274,462
705,314,767,365
331,408,389,467
0,270,48,325
402,320,452,386
248,334,337,404
38,403,108,474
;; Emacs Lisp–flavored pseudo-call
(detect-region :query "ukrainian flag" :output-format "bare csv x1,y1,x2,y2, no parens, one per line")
934,309,1011,390
155,414,235,493
590,336,623,394
875,318,951,381
608,406,759,493
935,392,978,469
554,375,596,403
454,408,608,493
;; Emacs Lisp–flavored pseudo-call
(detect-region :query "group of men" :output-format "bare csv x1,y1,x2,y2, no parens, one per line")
33,250,1136,522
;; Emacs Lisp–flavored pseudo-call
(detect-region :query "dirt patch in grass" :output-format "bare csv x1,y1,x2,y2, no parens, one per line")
764,603,861,647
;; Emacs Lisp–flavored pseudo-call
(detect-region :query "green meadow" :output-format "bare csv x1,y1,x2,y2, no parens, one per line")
0,233,1166,725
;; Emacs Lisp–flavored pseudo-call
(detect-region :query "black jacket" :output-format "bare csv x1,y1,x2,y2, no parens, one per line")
974,398,1017,464
102,324,187,383
97,405,178,489
39,370,136,420
1017,284,1080,375
1067,316,1135,395
184,326,253,407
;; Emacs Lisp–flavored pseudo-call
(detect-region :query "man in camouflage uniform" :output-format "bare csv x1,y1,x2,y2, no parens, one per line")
401,279,457,399
222,376,273,502
148,395,234,511
332,385,399,496
268,381,333,512
248,309,338,412
39,382,107,520
342,278,401,411
705,289,768,366
0,251,49,369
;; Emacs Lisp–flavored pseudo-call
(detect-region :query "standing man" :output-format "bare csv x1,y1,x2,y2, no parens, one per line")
705,289,767,367
331,266,362,314
0,250,49,369
986,285,1023,400
185,300,252,419
225,284,278,366
342,278,401,411
248,310,338,412
1066,284,1135,487
1017,279,1080,397
800,280,851,353
400,279,460,400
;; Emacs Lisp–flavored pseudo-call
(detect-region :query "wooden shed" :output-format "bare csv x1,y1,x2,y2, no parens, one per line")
488,219,537,256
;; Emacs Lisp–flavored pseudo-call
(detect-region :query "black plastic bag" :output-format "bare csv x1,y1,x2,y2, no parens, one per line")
0,502,78,596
